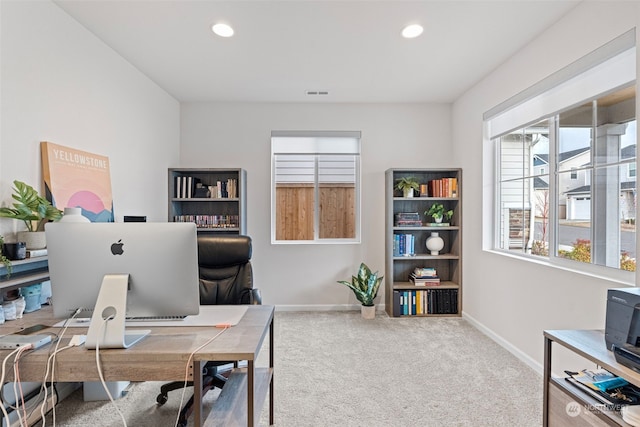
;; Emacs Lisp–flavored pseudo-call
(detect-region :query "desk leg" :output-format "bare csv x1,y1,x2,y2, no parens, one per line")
269,316,274,425
248,360,255,426
543,336,551,427
194,359,203,426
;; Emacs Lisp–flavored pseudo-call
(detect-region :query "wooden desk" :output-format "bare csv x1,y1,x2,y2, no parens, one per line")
543,329,640,427
0,304,275,426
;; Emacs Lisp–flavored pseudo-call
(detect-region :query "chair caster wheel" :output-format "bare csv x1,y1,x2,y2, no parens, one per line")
156,394,168,405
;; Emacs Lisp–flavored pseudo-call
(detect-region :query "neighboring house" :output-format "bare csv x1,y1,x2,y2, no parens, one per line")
532,145,636,221
503,133,636,250
563,144,636,221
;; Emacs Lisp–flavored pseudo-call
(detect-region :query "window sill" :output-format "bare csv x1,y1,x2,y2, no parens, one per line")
485,248,635,287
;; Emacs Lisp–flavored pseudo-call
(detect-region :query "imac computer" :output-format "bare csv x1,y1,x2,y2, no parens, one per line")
45,222,200,348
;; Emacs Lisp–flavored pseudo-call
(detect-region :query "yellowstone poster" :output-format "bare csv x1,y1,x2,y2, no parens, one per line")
41,141,114,222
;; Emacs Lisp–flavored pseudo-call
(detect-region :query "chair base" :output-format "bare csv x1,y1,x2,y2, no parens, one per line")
156,368,228,426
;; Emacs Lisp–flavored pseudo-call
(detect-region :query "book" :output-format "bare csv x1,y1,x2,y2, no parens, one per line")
413,267,437,277
26,249,47,258
395,212,422,227
571,369,628,392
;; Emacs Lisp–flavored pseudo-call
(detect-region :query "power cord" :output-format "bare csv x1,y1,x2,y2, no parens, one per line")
42,307,82,427
174,325,229,427
95,315,128,427
0,346,29,426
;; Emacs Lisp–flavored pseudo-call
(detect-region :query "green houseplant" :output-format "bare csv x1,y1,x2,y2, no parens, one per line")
395,177,419,198
425,203,453,223
0,180,63,249
337,262,383,319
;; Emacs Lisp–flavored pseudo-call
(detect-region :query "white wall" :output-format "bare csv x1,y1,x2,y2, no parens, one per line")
0,0,179,238
452,1,640,372
180,103,452,307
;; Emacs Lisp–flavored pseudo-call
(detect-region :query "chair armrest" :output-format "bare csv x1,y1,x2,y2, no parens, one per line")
250,289,262,305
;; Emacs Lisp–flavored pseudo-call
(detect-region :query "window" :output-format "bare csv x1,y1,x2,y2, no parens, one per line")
486,30,636,280
271,131,361,244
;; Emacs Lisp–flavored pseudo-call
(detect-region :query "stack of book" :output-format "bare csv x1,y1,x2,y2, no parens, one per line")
26,248,47,259
394,212,422,227
427,178,457,197
393,234,415,257
409,267,440,286
175,177,238,199
393,288,458,315
209,178,238,199
175,176,202,198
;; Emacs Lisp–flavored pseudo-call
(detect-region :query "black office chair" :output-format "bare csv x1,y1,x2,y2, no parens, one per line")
156,234,261,426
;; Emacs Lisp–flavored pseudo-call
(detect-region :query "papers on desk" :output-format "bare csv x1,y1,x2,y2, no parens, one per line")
54,305,248,328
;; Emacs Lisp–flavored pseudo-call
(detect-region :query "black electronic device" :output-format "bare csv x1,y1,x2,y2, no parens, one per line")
605,288,640,369
123,216,147,222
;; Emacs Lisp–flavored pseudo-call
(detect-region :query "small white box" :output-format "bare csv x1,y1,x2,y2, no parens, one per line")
82,381,129,401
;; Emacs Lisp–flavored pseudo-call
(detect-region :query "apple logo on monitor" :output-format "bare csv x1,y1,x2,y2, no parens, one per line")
110,239,124,255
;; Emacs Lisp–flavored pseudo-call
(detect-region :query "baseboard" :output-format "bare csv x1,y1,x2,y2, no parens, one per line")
462,311,543,376
274,304,381,312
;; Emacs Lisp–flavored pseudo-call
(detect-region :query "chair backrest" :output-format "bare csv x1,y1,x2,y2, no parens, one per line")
197,234,256,305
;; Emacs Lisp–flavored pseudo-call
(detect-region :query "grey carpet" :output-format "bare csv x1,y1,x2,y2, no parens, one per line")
32,311,542,426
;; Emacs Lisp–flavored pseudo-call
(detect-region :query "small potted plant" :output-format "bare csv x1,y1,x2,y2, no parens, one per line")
425,203,453,224
0,180,63,249
395,177,419,198
337,262,383,319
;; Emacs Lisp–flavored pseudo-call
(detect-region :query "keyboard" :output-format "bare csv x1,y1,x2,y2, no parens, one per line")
126,315,187,322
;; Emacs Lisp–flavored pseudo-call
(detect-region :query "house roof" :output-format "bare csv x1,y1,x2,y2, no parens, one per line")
533,177,548,189
566,181,636,195
534,144,635,165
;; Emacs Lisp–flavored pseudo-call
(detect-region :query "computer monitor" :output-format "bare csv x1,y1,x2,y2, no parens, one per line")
45,222,200,321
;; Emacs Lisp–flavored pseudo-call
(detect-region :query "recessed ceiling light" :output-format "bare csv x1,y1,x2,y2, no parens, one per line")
402,24,423,39
212,23,234,38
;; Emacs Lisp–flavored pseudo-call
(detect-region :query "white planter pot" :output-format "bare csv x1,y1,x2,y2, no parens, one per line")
361,305,376,319
17,231,47,250
403,188,414,198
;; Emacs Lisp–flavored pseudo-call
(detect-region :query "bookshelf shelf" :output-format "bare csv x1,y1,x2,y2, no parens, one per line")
168,168,247,234
392,281,459,289
385,168,462,317
392,254,459,260
170,197,241,202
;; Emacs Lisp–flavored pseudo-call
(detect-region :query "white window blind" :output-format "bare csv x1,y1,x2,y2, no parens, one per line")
485,29,636,139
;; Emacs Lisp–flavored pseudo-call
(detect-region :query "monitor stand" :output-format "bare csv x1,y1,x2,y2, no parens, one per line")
85,274,150,349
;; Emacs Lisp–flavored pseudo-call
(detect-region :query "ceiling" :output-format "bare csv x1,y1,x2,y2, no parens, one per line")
53,0,580,104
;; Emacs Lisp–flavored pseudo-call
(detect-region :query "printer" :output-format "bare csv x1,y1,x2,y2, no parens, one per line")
605,287,640,371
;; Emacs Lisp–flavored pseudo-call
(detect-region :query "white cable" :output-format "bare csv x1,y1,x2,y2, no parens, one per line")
45,308,80,427
39,343,73,427
174,326,229,427
13,345,32,427
95,316,127,427
0,347,24,426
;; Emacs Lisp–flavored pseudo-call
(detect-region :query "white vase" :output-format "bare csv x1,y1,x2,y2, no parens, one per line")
403,188,414,198
17,231,46,250
426,232,444,255
60,207,90,223
361,305,376,319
